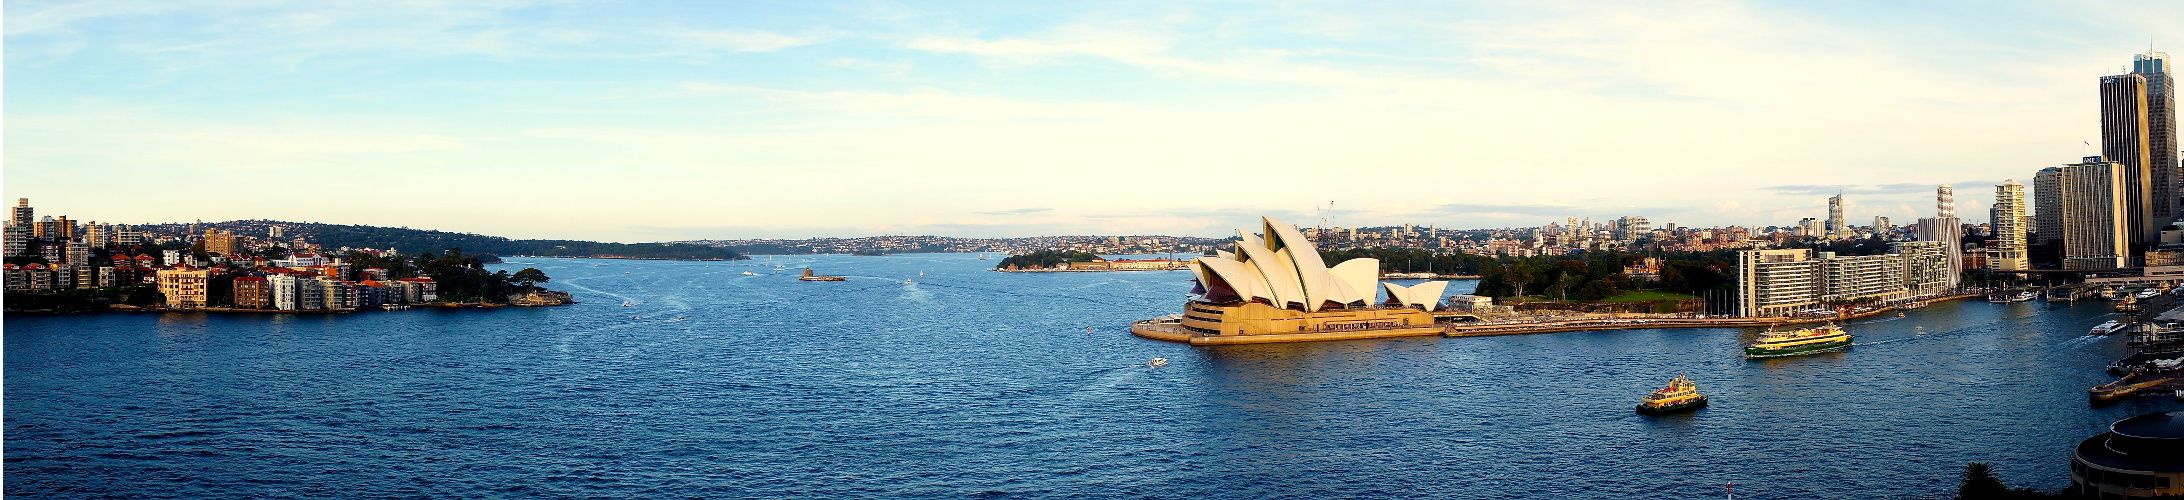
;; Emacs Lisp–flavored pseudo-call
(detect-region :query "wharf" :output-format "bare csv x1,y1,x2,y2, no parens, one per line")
1444,292,1979,338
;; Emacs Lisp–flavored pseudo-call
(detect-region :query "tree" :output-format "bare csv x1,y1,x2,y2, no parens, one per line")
1506,261,1537,299
1955,462,2006,500
512,268,550,289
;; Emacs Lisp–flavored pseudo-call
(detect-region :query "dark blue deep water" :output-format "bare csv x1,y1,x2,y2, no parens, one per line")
7,254,2182,498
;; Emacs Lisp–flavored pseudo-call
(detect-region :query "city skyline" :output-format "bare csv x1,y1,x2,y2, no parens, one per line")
5,2,2181,241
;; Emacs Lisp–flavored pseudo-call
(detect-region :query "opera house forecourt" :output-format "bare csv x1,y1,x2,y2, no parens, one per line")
1130,216,1454,345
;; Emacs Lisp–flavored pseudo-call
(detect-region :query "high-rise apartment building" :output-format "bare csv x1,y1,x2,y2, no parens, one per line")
1913,185,1964,288
2,225,27,259
1992,180,2029,271
2101,72,2158,245
2037,157,2133,270
267,274,299,310
203,229,237,256
11,198,30,227
155,267,210,309
1735,243,1954,318
1736,249,1820,317
233,276,271,309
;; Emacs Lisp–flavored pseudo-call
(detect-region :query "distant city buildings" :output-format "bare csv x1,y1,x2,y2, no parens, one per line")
1827,193,1848,240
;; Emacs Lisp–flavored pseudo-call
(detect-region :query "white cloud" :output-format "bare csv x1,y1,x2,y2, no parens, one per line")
670,28,831,53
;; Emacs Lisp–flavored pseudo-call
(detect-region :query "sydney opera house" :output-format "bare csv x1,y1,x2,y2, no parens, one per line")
1131,216,1455,345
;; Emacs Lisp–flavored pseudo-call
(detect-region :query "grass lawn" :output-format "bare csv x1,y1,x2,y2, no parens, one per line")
1600,290,1698,303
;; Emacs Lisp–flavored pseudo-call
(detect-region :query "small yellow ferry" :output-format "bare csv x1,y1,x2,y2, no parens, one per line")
1745,323,1853,359
1636,373,1708,415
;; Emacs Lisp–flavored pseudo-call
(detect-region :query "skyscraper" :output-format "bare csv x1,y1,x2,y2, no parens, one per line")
1828,193,1848,240
2036,157,2132,270
1938,185,1956,218
2134,51,2177,226
1992,179,2028,271
1914,185,1963,288
2100,72,2157,245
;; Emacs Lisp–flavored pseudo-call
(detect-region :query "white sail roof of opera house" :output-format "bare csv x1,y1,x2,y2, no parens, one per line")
1190,216,1436,312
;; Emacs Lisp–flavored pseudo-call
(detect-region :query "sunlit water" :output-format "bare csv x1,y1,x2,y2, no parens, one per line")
6,254,2179,498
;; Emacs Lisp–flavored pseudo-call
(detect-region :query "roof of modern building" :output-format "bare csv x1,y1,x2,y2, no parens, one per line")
2114,411,2184,440
2077,412,2184,473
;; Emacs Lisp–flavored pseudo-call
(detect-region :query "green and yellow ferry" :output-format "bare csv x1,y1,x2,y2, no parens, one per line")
1745,323,1853,359
1636,373,1708,415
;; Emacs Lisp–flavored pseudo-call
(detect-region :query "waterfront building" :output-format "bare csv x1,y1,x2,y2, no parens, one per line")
1735,249,1820,317
233,276,270,309
1827,193,1848,240
267,274,299,310
398,277,437,302
2069,411,2184,498
2102,72,2160,245
2038,157,2133,270
1896,241,1953,295
324,280,357,310
1799,218,1823,238
1133,216,1446,344
1991,179,2029,271
1735,243,1955,318
1817,252,1906,303
297,277,326,311
155,267,210,309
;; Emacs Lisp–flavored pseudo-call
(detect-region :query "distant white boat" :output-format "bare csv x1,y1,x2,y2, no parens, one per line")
741,271,758,276
1148,357,1168,368
2093,320,2127,336
622,299,635,307
905,278,915,285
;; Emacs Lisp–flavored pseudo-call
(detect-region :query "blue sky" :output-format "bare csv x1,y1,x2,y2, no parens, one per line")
5,1,2179,241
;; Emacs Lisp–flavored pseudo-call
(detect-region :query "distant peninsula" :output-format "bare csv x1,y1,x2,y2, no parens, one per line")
143,220,745,261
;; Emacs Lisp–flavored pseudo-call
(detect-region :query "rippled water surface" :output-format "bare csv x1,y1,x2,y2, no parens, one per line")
8,254,2182,498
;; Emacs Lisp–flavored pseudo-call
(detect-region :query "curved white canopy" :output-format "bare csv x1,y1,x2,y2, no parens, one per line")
1188,216,1449,313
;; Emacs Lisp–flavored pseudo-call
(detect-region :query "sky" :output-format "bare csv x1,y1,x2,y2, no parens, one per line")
3,1,2180,242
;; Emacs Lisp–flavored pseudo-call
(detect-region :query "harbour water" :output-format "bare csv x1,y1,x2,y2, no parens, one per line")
6,254,2180,498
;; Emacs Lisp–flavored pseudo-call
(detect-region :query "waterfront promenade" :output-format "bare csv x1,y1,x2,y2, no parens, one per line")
1133,292,1984,345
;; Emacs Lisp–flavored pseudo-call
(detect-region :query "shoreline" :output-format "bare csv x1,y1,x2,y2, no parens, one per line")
7,301,571,316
